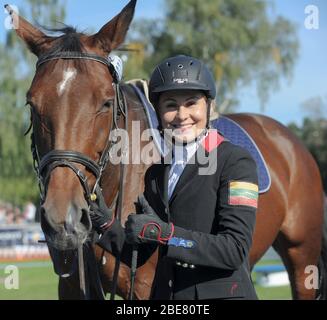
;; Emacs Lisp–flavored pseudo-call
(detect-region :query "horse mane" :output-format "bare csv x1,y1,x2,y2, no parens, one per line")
37,24,89,70
43,25,85,53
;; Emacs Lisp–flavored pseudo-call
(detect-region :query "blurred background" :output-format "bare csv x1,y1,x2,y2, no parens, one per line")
0,0,326,299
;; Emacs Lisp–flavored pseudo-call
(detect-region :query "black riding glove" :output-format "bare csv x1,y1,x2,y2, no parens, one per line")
89,190,114,234
125,194,174,245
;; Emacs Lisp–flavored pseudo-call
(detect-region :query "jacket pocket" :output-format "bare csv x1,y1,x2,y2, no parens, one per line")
196,280,245,300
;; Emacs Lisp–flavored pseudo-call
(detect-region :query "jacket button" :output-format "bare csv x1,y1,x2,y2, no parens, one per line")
189,264,195,269
168,280,173,287
176,261,182,266
182,263,189,268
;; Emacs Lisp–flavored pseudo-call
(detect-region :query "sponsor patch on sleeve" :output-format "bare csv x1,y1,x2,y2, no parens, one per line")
168,237,196,249
229,181,258,208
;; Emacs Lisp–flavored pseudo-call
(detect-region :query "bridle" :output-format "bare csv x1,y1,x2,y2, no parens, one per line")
31,51,127,206
28,51,128,300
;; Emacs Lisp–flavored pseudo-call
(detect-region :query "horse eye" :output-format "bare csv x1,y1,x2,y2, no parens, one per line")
103,99,114,109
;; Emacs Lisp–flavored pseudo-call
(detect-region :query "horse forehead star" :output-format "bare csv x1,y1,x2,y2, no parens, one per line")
57,67,77,96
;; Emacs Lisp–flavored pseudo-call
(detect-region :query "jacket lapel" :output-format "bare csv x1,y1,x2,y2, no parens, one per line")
155,161,170,210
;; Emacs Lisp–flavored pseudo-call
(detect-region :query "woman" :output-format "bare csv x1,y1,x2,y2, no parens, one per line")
91,55,259,300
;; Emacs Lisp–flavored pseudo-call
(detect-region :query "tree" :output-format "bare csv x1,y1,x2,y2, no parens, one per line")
0,0,67,206
126,0,299,112
300,95,327,120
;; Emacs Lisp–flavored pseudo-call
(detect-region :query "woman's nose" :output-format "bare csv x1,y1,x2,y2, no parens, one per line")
176,106,188,121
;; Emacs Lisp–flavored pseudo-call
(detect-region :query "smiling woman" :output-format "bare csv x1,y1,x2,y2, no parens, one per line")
150,55,216,146
158,90,208,143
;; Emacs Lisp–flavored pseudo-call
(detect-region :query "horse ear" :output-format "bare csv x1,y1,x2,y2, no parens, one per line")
4,4,51,56
91,0,137,53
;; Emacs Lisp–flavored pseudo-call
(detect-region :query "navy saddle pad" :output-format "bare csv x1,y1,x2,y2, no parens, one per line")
211,117,271,193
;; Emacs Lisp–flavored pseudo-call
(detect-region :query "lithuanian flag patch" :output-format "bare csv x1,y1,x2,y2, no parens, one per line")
229,181,258,208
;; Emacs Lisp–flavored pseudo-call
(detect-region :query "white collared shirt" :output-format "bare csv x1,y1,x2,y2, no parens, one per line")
168,131,208,199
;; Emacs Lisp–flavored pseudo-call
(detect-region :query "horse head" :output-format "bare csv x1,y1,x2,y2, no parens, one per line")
6,0,136,275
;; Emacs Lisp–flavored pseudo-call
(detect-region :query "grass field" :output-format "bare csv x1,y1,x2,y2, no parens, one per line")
0,261,57,300
0,260,291,300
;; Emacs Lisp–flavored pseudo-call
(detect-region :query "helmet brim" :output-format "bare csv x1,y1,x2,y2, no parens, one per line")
151,83,213,98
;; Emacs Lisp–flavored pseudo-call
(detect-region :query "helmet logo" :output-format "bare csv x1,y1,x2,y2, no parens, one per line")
173,78,188,84
172,69,188,84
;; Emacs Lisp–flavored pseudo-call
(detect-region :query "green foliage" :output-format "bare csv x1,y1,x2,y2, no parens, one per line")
126,0,299,112
0,0,66,207
288,118,327,192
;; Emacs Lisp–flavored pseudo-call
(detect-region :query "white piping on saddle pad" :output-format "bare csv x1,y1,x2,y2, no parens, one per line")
130,84,169,158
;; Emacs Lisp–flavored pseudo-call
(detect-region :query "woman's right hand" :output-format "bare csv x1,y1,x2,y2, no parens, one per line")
89,191,115,234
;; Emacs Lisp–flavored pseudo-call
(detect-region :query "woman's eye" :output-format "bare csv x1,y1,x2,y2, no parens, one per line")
186,100,197,107
165,104,177,109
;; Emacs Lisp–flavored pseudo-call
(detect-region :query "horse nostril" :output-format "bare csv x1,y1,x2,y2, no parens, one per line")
40,206,60,234
80,208,91,232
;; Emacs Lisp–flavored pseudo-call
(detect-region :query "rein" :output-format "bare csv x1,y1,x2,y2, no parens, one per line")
29,51,128,299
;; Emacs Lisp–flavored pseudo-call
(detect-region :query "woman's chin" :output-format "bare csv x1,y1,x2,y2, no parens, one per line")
173,128,206,144
173,133,197,144
163,127,206,144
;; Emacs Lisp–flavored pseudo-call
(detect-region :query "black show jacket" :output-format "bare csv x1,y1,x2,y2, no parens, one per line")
98,130,258,300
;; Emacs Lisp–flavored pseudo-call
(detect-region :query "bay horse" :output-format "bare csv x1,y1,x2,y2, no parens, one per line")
6,0,327,300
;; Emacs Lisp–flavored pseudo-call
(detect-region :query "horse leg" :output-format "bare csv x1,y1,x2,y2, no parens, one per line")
249,193,285,268
274,224,322,299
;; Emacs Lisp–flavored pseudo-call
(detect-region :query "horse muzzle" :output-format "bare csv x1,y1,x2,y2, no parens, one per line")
40,204,91,251
40,203,91,277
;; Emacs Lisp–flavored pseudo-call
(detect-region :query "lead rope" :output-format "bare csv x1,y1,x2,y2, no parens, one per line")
78,243,88,299
110,84,128,300
119,85,138,301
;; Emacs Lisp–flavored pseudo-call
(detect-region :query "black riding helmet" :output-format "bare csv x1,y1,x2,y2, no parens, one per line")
149,55,216,106
149,55,216,129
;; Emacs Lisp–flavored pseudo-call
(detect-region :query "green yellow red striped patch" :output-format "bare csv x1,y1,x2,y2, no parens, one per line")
229,181,258,208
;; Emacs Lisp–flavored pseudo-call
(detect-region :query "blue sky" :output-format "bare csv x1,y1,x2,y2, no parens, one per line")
1,0,326,125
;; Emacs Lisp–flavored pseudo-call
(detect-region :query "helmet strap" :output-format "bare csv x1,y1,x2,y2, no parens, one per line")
206,99,212,129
